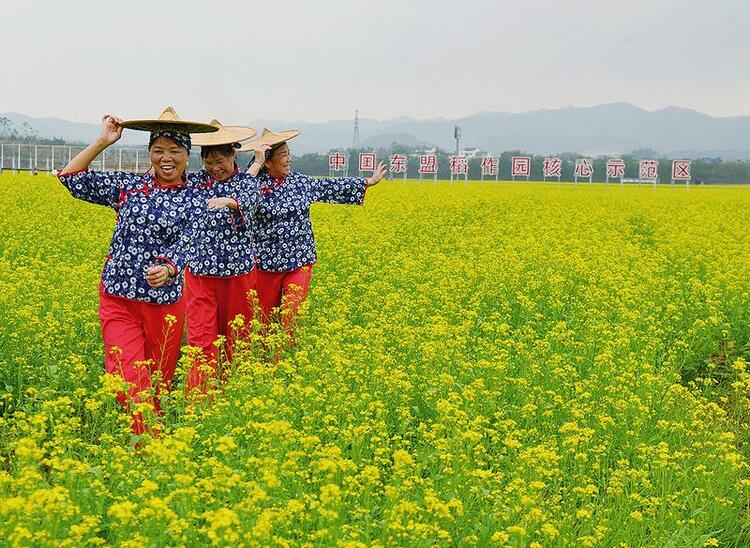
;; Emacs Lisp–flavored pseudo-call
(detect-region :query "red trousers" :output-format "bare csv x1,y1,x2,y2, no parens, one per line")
184,269,257,392
99,285,185,435
256,265,313,333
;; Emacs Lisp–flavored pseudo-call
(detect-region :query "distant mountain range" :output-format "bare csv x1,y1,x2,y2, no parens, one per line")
3,103,750,159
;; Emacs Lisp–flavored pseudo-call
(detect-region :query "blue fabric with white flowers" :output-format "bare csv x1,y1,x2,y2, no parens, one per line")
253,171,367,271
58,169,206,304
187,168,260,276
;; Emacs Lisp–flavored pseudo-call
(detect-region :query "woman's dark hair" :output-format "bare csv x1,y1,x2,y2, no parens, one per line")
200,143,237,159
255,142,289,172
265,142,287,161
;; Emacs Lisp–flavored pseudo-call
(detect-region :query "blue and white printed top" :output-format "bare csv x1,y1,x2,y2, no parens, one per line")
58,169,206,305
187,167,260,277
253,171,367,271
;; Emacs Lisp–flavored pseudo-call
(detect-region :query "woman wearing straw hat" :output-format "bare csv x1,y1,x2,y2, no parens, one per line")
183,120,262,392
240,129,386,342
57,107,216,435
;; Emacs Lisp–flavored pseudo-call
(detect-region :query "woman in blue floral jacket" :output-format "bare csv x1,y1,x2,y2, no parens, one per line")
183,121,264,391
241,129,386,341
57,108,215,434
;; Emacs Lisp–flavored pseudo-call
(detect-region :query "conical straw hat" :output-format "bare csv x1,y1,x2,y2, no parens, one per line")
191,120,256,146
238,128,301,152
121,106,218,133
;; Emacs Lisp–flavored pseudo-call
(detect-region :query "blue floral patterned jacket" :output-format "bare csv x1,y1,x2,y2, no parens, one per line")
253,171,367,271
187,167,260,277
58,169,206,304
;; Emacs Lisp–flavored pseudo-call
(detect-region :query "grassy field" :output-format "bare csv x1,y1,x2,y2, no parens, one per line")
1,173,750,546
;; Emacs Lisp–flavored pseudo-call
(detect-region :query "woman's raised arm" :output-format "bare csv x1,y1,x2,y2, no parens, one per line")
60,114,123,175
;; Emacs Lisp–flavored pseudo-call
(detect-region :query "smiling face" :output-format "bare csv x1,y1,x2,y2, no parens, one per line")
149,136,189,184
265,142,292,178
201,146,236,182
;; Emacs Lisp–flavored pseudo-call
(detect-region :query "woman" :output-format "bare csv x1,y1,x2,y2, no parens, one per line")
240,129,386,342
183,120,266,392
57,107,216,435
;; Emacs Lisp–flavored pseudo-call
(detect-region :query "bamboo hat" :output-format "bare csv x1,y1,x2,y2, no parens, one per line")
191,120,256,147
238,128,301,152
121,106,218,134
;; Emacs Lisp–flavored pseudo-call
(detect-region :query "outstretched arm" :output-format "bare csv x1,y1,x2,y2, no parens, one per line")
305,161,384,205
57,115,132,208
307,161,387,204
60,114,123,174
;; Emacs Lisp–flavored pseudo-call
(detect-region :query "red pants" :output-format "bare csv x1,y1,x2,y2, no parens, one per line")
184,269,257,392
256,265,313,332
99,286,185,434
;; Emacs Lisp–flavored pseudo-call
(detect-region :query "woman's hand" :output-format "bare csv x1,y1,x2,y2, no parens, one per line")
247,143,271,176
99,114,124,146
366,162,387,187
146,264,175,288
208,197,238,210
59,113,123,174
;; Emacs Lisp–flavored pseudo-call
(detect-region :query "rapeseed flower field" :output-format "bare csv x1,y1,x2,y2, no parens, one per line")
1,172,750,546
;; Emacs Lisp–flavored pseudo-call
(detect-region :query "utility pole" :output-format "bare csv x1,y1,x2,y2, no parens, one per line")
352,109,360,151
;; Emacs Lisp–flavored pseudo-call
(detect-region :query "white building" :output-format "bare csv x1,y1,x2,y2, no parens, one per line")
460,147,482,158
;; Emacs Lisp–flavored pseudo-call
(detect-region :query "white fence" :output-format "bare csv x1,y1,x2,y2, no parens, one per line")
0,143,203,173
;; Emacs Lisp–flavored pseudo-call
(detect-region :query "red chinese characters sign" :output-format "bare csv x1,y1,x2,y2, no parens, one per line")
328,151,347,171
575,159,594,179
606,159,625,179
389,154,407,174
481,155,498,177
418,154,437,174
450,156,469,175
543,157,562,178
359,153,376,172
672,160,691,181
639,159,659,180
511,156,531,178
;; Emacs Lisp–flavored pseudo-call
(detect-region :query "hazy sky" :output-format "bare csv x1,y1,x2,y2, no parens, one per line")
2,0,748,124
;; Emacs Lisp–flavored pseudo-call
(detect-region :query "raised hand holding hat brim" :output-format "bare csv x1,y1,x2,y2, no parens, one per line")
100,114,124,146
60,114,124,174
246,143,272,176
